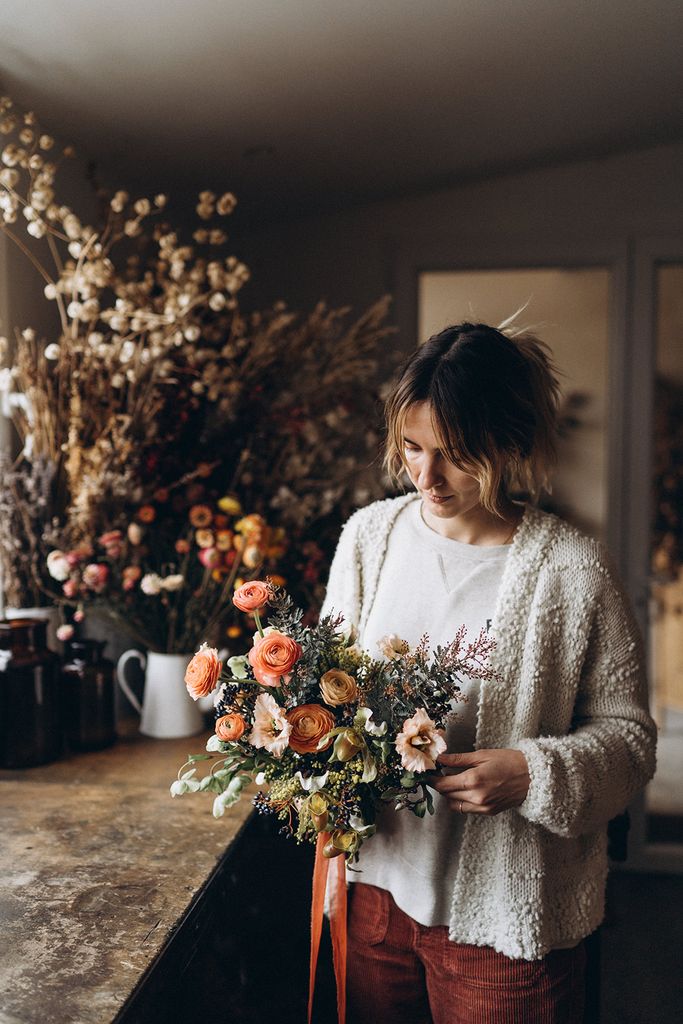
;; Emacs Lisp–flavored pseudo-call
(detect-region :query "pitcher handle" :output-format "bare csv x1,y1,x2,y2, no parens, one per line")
116,648,147,716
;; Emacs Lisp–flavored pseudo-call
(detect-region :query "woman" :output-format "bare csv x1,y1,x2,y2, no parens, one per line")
319,322,657,1024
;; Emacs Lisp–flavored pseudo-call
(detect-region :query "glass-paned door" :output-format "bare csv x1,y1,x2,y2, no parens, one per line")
646,263,683,846
418,268,611,539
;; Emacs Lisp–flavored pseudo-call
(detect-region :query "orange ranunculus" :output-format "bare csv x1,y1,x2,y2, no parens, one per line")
286,704,335,754
248,630,302,687
185,643,221,700
215,713,246,742
320,669,358,707
189,504,213,528
233,580,271,613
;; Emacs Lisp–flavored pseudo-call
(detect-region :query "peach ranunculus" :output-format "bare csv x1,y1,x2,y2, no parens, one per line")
286,704,336,754
185,642,222,700
248,630,302,687
248,692,291,757
233,580,271,613
395,708,447,773
320,669,358,707
215,713,246,742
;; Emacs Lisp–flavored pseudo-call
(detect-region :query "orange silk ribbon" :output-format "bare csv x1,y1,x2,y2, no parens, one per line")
308,832,347,1024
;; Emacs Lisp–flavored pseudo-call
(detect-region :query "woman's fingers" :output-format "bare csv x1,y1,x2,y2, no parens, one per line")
429,747,531,815
430,768,476,795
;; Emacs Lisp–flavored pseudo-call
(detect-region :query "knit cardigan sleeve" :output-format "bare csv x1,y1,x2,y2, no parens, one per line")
318,509,363,630
512,566,657,840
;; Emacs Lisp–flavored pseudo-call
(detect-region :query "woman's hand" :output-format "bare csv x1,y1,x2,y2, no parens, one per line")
429,748,530,816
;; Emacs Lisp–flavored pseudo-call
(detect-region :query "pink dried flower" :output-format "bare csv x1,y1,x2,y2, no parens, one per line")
98,530,123,557
82,563,109,593
198,547,220,569
123,566,142,591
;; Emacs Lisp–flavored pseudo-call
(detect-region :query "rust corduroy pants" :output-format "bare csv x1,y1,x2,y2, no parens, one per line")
346,883,586,1024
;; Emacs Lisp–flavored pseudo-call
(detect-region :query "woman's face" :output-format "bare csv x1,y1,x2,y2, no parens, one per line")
402,402,482,521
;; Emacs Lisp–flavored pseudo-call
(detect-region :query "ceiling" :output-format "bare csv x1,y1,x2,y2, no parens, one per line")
1,1,682,224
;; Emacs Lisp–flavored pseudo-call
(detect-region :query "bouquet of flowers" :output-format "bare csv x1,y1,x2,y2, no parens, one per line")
171,579,498,860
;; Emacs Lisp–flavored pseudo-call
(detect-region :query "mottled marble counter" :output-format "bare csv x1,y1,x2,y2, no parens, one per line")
0,723,253,1024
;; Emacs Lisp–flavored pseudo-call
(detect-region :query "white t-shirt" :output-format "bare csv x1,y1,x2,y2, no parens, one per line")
354,498,510,926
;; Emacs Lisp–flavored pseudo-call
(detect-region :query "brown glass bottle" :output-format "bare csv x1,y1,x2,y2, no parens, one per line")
0,618,63,768
61,639,116,751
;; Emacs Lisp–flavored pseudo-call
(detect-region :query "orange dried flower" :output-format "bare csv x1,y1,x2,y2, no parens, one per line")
189,504,213,528
215,529,233,551
137,505,156,523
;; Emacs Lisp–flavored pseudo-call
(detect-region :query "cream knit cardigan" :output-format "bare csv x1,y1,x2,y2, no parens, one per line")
320,493,657,960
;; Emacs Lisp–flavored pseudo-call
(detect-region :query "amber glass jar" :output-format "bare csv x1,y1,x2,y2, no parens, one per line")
0,618,62,768
61,639,116,751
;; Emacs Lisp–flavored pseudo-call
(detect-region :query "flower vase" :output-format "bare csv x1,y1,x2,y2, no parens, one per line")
116,650,204,738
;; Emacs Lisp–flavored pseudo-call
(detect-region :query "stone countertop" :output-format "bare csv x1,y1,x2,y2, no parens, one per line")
0,724,253,1024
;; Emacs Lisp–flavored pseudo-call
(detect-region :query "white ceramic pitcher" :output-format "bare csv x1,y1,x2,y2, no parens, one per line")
116,650,205,738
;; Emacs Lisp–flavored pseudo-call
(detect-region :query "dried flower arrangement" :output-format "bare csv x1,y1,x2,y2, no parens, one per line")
0,94,395,642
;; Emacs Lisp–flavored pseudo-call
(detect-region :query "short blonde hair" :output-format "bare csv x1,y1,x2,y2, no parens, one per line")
383,323,561,517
